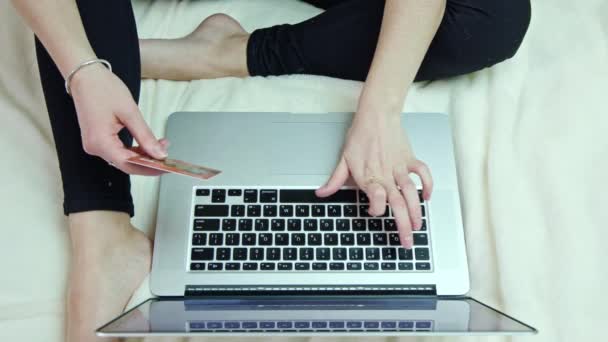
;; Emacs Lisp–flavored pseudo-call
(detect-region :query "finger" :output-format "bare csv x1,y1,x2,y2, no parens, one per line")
410,159,433,201
101,137,166,176
366,181,387,217
316,157,349,197
387,189,413,249
395,169,422,230
118,108,167,160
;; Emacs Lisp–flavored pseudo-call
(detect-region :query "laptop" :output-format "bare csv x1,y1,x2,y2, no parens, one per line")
97,112,536,337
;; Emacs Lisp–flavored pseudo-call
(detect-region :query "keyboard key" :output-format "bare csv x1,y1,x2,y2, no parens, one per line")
398,248,413,260
288,219,302,231
356,233,371,245
398,262,413,270
320,219,334,231
260,189,278,203
225,321,240,329
347,262,362,270
295,263,310,270
243,262,258,270
271,219,286,231
364,262,379,270
255,219,269,231
292,234,306,246
418,190,424,202
381,321,397,329
244,189,258,203
247,205,261,217
369,219,382,231
373,233,388,246
420,219,427,231
277,321,293,329
349,248,364,260
259,233,273,245
238,219,253,231
359,205,371,217
308,233,322,245
209,233,223,246
190,262,205,271
312,205,325,217
250,248,264,260
328,205,341,217
324,233,339,246
228,189,242,196
352,220,366,231
263,205,277,217
267,248,280,260
316,247,330,260
216,248,230,260
194,218,220,231
329,262,344,271
312,321,328,328
296,205,310,217
230,204,245,217
382,247,397,260
211,189,226,203
415,248,430,260
312,262,328,270
399,321,414,329
208,263,223,270
283,248,297,260
421,205,426,217
384,219,397,231
347,321,363,328
388,233,400,246
260,322,275,329
278,263,293,271
299,248,313,260
196,189,210,196
340,233,355,245
332,248,347,260
279,205,294,217
344,205,358,217
330,321,345,328
416,321,432,329
261,262,275,270
381,262,396,270
366,248,380,260
358,190,369,203
242,233,256,245
242,321,258,329
225,233,239,246
304,219,318,231
336,219,350,231
414,233,428,246
276,233,289,245
222,219,236,231
192,233,206,245
234,248,247,260
416,262,431,271
280,189,357,203
295,321,310,329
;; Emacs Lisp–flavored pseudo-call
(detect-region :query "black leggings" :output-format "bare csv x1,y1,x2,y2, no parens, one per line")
36,0,531,217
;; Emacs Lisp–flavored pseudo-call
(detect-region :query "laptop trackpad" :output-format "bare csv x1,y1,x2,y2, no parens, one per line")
270,122,347,175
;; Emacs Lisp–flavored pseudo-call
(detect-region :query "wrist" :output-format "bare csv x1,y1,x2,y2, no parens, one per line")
68,62,111,97
358,87,407,118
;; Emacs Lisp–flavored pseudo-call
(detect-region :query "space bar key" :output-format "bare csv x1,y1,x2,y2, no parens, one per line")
280,189,357,203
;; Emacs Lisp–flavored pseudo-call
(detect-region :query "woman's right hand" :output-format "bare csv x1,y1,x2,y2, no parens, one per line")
70,64,169,175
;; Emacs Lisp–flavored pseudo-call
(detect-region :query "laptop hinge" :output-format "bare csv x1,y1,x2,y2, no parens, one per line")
185,285,436,297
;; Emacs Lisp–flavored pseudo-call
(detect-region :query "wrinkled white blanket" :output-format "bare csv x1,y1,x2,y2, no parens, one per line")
1,0,607,341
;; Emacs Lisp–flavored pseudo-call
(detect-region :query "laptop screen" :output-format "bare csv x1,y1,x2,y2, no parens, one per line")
97,296,536,336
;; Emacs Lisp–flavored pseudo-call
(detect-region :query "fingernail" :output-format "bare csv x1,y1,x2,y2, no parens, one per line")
156,146,168,158
403,235,413,249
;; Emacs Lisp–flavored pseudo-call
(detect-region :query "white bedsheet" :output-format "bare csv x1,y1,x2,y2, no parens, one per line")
1,0,607,341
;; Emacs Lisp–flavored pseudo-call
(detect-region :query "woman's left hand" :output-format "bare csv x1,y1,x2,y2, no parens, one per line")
315,107,433,249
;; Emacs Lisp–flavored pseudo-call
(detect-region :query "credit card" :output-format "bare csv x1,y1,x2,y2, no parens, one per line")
127,155,221,180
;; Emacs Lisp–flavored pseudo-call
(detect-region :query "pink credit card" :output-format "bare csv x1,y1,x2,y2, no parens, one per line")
127,155,221,180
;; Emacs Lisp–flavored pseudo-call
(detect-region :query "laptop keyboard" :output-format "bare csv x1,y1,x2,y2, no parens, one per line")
188,319,434,332
189,187,432,272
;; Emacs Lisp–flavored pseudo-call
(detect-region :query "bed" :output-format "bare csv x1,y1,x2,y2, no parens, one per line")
1,0,607,341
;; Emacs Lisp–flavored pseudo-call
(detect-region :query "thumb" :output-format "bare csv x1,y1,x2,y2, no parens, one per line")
316,157,349,197
119,109,167,159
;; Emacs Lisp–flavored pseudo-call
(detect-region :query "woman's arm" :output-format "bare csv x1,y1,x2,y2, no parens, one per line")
318,0,444,248
360,0,445,113
11,0,168,173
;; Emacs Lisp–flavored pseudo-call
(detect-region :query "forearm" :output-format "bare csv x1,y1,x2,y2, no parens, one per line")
359,0,446,114
11,0,96,78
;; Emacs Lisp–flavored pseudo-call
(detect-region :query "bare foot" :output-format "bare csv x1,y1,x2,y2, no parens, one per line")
140,13,250,80
66,211,151,342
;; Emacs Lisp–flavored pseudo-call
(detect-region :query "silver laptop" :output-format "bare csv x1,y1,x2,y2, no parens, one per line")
98,112,536,337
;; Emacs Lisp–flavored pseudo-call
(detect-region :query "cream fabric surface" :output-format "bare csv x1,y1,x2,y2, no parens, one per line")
1,0,607,341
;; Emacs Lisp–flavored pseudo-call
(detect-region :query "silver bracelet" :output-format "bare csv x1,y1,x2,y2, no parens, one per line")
64,58,112,96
